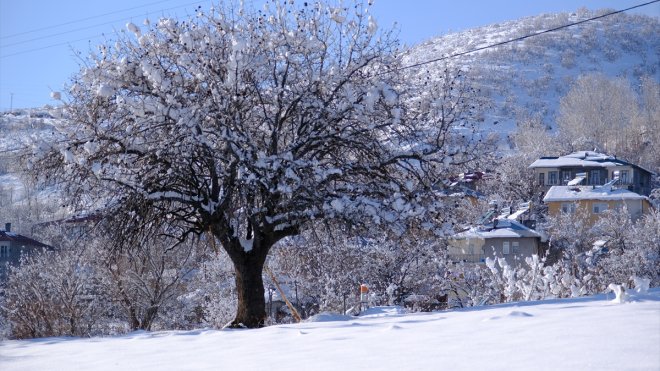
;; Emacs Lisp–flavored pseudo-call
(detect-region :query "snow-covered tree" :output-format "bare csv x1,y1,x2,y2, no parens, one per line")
482,118,562,203
557,73,660,172
32,1,483,327
592,208,660,289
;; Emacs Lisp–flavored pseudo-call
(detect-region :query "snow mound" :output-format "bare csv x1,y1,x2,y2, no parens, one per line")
507,310,533,317
485,310,534,321
358,306,407,318
306,312,353,322
608,283,629,304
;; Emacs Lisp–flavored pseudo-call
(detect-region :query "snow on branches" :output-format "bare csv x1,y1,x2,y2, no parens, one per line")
31,0,485,328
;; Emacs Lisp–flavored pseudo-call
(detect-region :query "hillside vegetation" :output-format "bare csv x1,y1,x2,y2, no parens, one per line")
404,9,659,136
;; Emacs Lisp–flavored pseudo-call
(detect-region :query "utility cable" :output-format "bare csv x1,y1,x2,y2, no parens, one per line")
388,0,660,74
1,0,658,153
1,0,182,40
1,0,208,58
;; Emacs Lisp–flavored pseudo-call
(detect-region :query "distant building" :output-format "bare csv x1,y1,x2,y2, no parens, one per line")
0,223,53,281
543,183,653,226
434,171,491,206
449,218,545,267
529,151,653,196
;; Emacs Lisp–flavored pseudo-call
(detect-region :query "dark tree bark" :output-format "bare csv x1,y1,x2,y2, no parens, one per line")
217,225,289,327
225,246,269,328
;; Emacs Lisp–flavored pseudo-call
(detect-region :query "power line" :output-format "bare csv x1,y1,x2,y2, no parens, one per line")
1,35,107,59
392,0,660,74
1,0,182,40
1,1,657,153
3,17,148,49
0,0,209,58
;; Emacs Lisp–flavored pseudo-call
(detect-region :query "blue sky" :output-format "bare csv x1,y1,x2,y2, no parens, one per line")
1,0,658,111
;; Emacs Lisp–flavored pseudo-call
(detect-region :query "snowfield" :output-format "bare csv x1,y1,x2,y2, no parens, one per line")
2,289,659,371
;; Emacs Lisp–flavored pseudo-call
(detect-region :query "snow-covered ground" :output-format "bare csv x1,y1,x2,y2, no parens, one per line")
2,289,659,371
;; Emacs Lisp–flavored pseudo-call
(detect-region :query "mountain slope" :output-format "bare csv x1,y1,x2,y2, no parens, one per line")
403,9,660,138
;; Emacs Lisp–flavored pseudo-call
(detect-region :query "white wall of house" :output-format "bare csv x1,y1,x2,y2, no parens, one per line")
622,199,646,220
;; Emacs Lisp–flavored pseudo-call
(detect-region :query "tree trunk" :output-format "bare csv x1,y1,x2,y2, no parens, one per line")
141,306,159,331
225,241,269,328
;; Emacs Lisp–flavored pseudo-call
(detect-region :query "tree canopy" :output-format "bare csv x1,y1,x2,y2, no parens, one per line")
34,0,483,327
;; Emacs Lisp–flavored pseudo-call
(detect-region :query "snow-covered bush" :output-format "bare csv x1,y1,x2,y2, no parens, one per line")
179,250,237,329
444,253,595,307
1,218,217,338
270,224,448,316
1,247,108,339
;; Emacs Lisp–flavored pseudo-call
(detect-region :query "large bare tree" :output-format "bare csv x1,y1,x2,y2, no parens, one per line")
33,0,483,327
557,73,660,172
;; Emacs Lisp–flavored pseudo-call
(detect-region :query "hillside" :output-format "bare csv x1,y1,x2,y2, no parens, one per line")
2,289,659,370
403,9,660,139
0,108,65,233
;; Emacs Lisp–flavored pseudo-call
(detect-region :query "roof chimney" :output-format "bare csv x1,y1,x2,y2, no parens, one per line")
4,223,10,232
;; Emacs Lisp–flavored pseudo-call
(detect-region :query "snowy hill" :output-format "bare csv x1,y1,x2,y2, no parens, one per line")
2,289,659,370
0,107,65,233
403,9,660,139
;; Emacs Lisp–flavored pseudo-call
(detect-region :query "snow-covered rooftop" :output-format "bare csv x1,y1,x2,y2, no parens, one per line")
529,151,637,170
453,219,541,240
543,185,649,202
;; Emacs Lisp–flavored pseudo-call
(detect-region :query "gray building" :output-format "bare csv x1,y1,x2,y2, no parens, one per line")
449,219,545,267
0,223,53,281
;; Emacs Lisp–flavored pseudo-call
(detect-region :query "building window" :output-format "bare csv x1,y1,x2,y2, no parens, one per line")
512,241,520,254
561,171,572,184
503,241,510,255
561,202,576,214
589,170,601,185
548,171,558,185
619,170,629,184
538,173,545,186
0,245,8,258
593,203,608,214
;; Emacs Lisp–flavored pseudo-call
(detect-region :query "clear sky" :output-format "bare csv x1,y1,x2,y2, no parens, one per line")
1,0,658,111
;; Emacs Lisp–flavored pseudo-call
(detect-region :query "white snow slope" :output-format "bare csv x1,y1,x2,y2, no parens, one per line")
2,289,659,371
404,10,659,137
